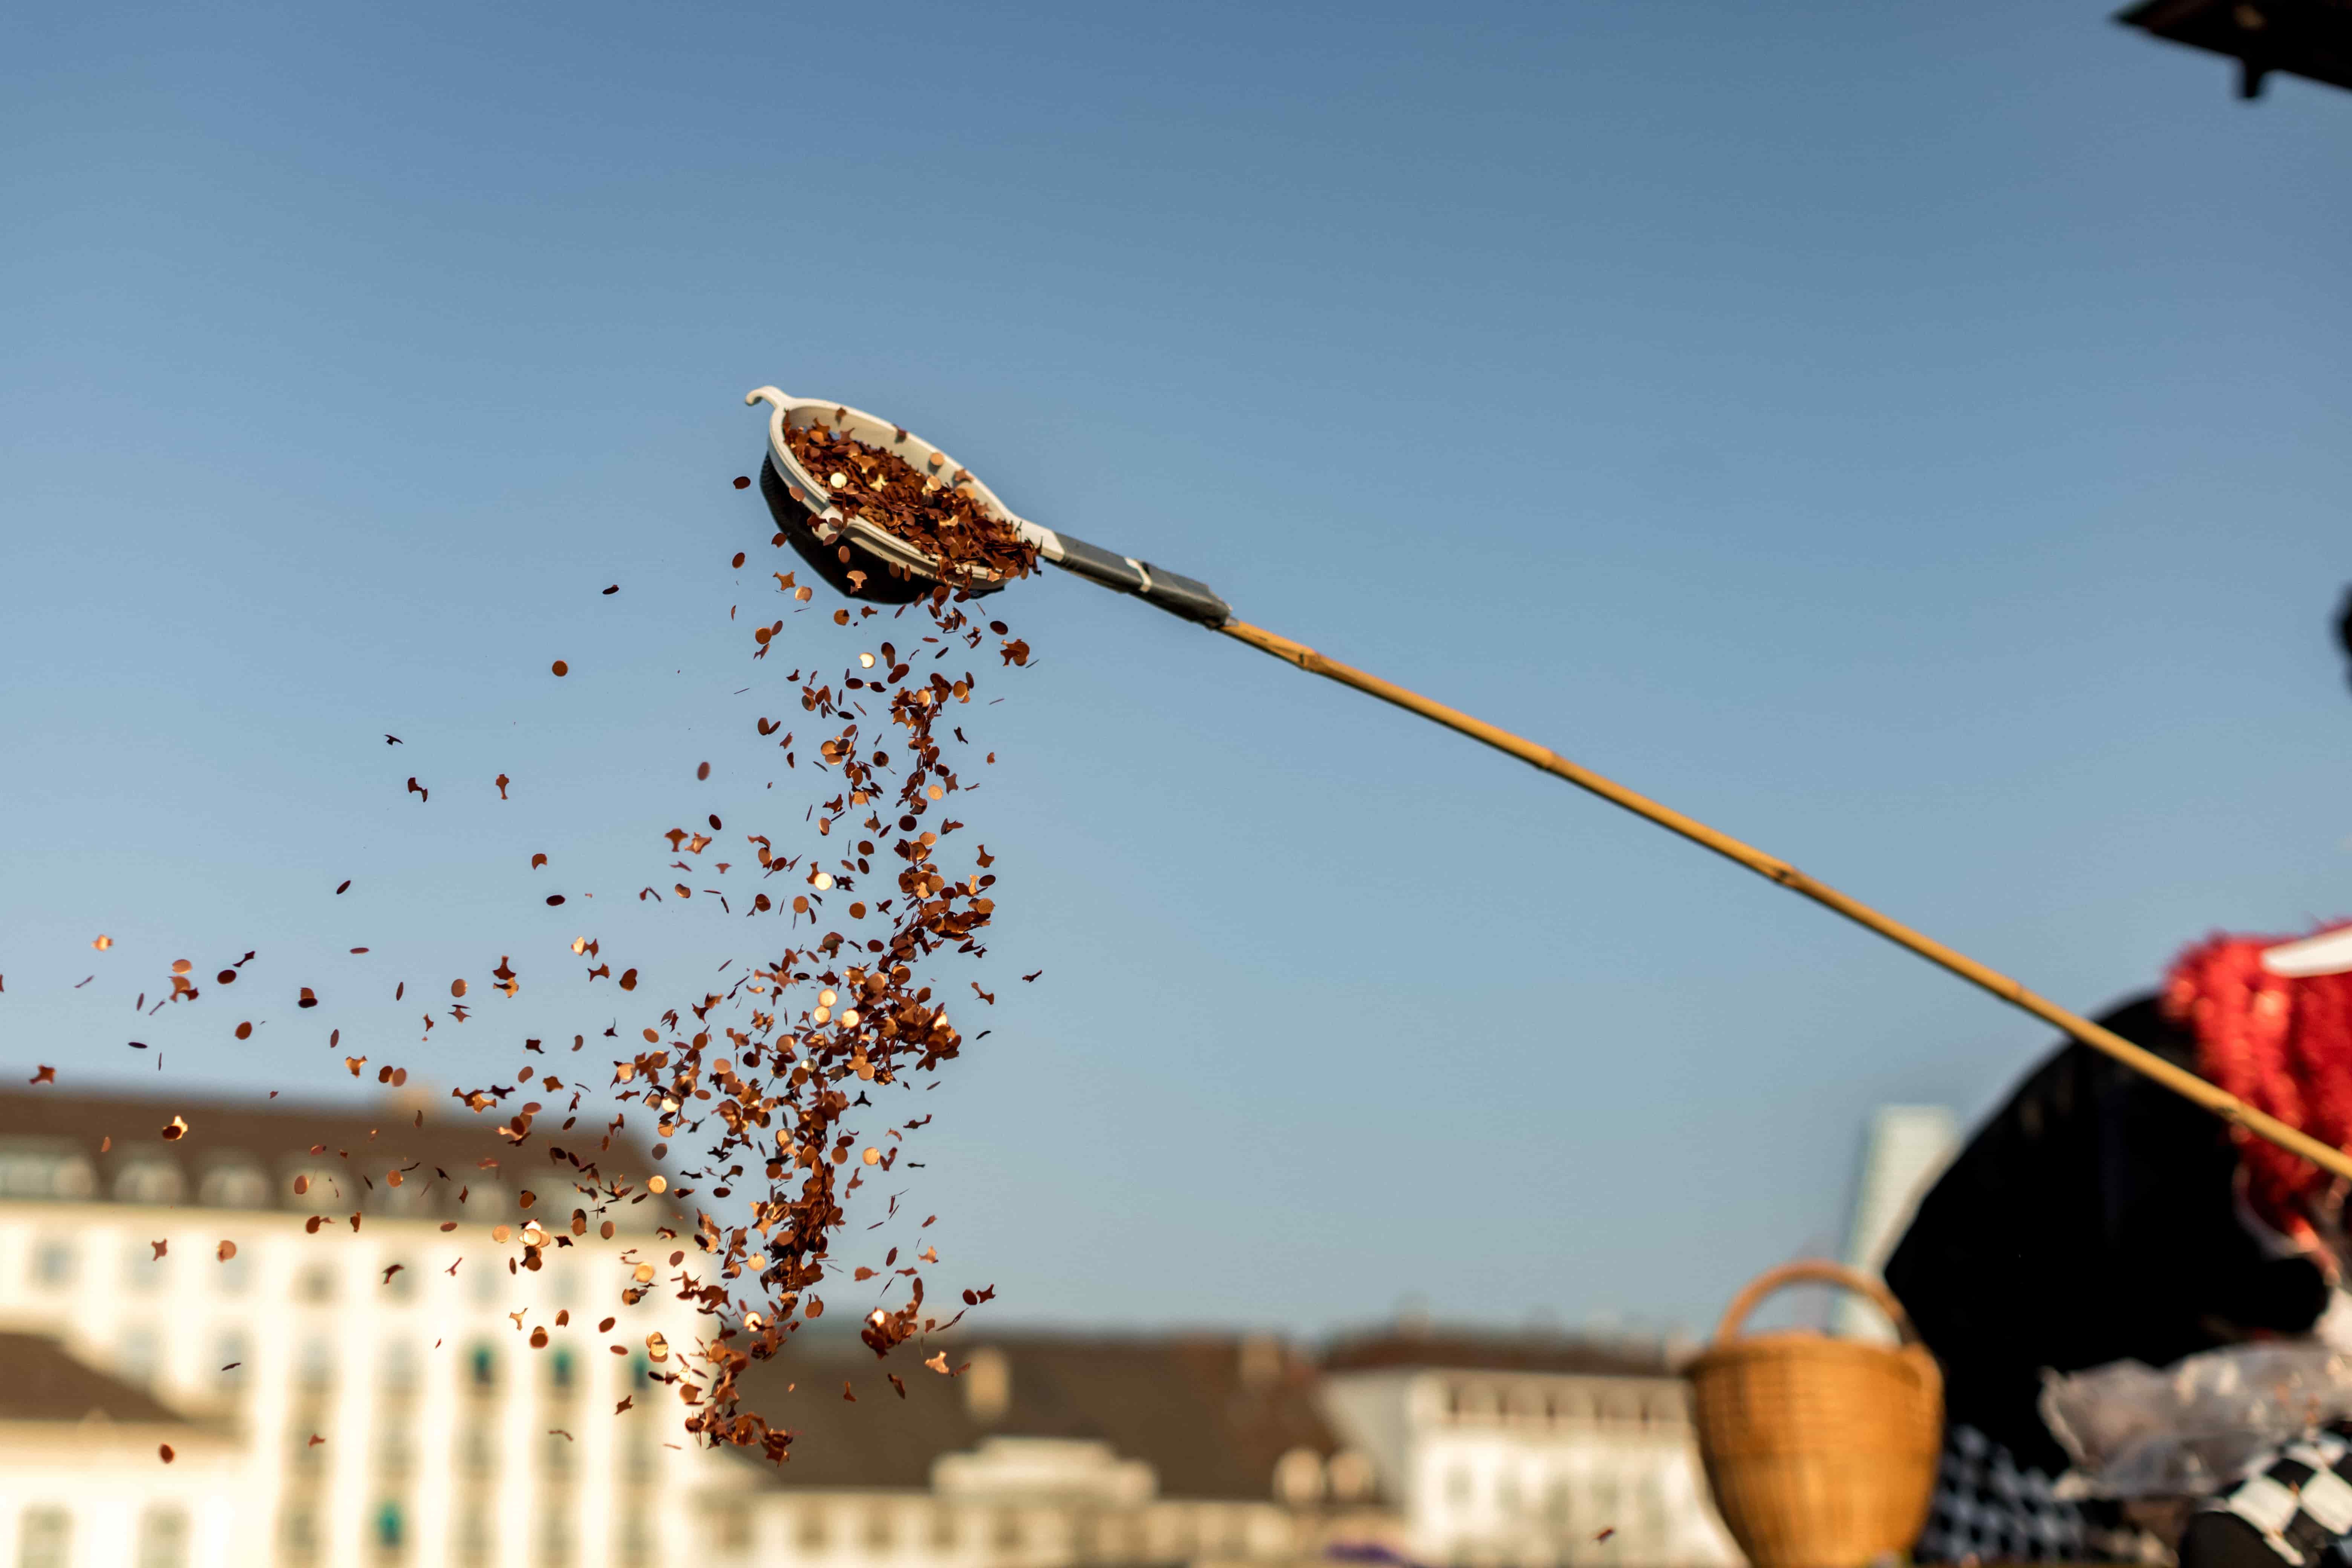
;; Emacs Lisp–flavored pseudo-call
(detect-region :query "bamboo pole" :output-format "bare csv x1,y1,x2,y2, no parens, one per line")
1217,617,2352,1186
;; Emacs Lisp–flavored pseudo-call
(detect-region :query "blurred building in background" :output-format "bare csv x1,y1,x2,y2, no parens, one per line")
0,1330,240,1566
1833,1106,1958,1344
0,1089,729,1568
1315,1329,1740,1568
708,1333,1396,1568
0,1088,1744,1567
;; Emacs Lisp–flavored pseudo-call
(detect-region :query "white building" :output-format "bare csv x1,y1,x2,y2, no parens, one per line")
0,1329,240,1566
1834,1106,1958,1344
0,1086,747,1568
1315,1331,1742,1568
0,1085,1754,1568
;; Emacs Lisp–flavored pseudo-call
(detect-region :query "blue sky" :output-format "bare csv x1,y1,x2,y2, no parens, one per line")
3,1,2349,1343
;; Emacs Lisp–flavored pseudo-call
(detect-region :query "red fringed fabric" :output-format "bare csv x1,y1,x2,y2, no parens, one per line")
2165,927,2352,1241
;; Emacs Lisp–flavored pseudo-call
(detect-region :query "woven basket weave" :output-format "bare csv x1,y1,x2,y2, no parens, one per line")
1686,1260,1943,1568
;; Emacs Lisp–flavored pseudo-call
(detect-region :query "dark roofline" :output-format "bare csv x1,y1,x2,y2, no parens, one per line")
1317,1326,1683,1378
0,1087,678,1226
0,1334,196,1426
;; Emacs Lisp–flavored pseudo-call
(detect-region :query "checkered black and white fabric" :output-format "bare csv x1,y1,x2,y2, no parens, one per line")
2187,1423,2352,1568
1916,1423,2150,1564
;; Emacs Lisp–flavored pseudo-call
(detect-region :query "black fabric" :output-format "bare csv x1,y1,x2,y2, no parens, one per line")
1884,994,2331,1477
2181,1512,2297,1568
2180,1420,2352,1568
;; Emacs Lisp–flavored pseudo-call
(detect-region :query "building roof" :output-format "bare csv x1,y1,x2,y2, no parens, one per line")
730,1331,1341,1500
0,1332,191,1425
1319,1327,1681,1379
0,1087,675,1227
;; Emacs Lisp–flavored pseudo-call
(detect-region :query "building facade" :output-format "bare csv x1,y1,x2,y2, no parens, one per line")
706,1333,1400,1568
0,1089,1755,1568
0,1088,742,1568
1316,1333,1741,1568
0,1330,240,1568
1834,1106,1958,1345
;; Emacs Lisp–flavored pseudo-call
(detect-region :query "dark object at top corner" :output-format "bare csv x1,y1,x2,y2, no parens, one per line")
2337,584,2352,690
2116,0,2352,100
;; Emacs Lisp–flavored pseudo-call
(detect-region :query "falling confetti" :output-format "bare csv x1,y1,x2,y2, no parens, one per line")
36,406,1047,1475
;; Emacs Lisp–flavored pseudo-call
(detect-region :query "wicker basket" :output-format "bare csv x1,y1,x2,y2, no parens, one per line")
1686,1260,1943,1568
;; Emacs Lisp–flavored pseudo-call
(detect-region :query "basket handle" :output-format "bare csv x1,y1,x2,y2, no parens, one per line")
1710,1259,1922,1348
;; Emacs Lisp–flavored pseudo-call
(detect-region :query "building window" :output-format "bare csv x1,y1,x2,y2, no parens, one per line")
470,1343,498,1390
379,1424,414,1479
460,1422,496,1474
116,1326,161,1389
0,1147,95,1202
381,1340,418,1393
375,1500,406,1557
796,1508,828,1550
542,1430,573,1477
1329,1450,1375,1503
452,1511,492,1568
384,1260,416,1302
1447,1468,1474,1508
928,1510,958,1549
217,1245,252,1296
623,1419,656,1481
863,1510,893,1550
283,1166,340,1211
298,1336,335,1390
715,1505,752,1551
1274,1447,1326,1507
29,1237,75,1290
619,1512,653,1568
198,1162,270,1209
282,1504,319,1562
17,1507,70,1568
137,1505,189,1568
549,1346,576,1392
298,1263,337,1303
123,1239,168,1294
115,1160,184,1205
537,1515,573,1568
992,1511,1022,1550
